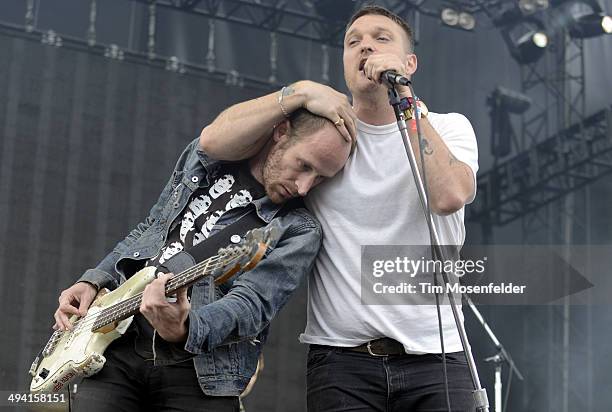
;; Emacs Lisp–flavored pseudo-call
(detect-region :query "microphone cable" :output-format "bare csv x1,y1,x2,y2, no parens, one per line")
405,82,453,412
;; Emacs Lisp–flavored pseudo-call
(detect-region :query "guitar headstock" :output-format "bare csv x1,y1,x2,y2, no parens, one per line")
212,221,281,284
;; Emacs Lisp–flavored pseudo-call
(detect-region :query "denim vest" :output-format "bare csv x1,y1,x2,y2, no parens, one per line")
78,137,322,396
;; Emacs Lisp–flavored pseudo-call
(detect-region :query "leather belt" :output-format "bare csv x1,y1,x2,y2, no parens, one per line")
348,338,405,356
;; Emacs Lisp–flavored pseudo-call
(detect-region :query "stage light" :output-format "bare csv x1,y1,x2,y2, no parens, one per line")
441,8,459,26
515,31,548,62
441,8,476,31
532,31,549,47
459,12,476,30
519,0,550,15
487,86,533,157
489,86,533,114
501,17,549,64
569,11,612,37
552,0,612,38
604,15,612,32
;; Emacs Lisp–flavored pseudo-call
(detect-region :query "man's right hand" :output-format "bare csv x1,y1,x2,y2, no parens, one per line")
53,282,97,331
294,80,358,144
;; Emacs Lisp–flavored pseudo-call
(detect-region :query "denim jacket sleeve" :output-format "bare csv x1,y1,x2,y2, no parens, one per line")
76,139,197,290
184,209,322,354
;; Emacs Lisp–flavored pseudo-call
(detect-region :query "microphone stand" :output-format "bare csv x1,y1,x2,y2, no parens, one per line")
386,85,489,411
471,297,524,412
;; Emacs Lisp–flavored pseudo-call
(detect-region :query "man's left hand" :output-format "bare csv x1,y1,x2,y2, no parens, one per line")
141,273,190,343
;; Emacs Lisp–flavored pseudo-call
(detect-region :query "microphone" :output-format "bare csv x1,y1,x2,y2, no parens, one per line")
381,71,411,86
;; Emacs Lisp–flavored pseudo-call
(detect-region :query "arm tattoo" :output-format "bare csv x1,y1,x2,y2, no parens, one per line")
282,85,295,97
421,138,434,155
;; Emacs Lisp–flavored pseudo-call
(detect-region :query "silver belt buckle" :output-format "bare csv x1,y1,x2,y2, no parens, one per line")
367,341,388,357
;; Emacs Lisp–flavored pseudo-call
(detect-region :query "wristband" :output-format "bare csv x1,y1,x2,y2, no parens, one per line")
400,96,428,120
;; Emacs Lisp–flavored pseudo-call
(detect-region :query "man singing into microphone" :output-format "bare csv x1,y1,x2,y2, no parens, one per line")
200,5,479,410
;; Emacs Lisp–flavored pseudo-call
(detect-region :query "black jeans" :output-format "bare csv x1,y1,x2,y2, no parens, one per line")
72,335,239,412
307,345,475,412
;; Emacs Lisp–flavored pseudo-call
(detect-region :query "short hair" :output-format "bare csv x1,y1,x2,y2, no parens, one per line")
288,109,356,154
345,5,414,52
288,109,329,140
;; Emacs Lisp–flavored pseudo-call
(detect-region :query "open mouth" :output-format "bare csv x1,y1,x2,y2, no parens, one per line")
359,59,366,71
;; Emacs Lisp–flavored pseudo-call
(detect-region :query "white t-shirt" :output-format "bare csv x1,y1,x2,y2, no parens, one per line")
299,112,479,353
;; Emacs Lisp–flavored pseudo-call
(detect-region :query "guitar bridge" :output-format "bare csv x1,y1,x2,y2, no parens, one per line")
30,331,62,377
28,356,41,377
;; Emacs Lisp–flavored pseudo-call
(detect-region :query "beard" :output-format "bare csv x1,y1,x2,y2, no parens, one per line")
261,142,289,204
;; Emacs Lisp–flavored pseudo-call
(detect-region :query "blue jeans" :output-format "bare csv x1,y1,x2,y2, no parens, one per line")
307,345,475,412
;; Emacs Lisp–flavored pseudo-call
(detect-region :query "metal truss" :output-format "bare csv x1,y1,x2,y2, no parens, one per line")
129,0,508,47
519,38,586,149
477,11,591,230
512,28,591,412
132,0,346,45
467,106,612,225
2,0,509,96
0,21,279,92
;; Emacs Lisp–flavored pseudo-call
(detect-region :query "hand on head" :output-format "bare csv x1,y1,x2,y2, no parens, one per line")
293,80,357,145
259,111,352,203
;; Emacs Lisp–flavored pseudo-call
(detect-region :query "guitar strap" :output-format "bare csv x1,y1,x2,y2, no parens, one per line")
188,208,263,264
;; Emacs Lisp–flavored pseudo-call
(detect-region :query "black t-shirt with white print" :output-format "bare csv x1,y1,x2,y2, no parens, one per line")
133,162,265,359
147,162,265,267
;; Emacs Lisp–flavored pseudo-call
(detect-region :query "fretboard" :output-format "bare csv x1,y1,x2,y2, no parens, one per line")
90,251,241,332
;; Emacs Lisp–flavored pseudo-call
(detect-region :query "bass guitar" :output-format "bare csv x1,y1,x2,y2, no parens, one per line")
29,224,278,393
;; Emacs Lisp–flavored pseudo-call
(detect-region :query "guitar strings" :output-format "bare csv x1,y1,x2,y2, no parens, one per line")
90,258,225,328
40,250,232,373
68,253,233,334
63,251,246,335
66,254,233,335
93,248,251,326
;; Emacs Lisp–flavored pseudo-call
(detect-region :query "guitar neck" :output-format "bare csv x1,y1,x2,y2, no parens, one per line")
91,253,232,332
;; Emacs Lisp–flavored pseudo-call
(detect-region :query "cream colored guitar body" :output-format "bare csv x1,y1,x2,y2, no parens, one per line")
29,267,157,393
